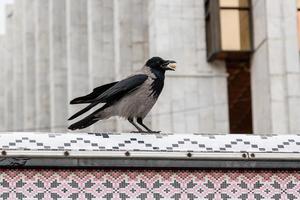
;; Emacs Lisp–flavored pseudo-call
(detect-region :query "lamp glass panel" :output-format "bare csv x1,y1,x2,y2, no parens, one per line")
220,0,249,8
220,10,251,51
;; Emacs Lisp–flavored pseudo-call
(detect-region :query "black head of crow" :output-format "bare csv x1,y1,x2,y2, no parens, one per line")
68,57,176,133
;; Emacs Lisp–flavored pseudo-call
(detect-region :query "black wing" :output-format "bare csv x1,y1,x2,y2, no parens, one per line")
68,74,148,121
70,81,118,104
94,74,148,103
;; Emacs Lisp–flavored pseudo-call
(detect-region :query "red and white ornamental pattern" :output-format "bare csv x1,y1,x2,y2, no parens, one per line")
0,169,300,199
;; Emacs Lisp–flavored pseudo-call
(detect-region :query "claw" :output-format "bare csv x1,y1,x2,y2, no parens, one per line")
130,131,148,133
130,130,161,134
148,130,161,134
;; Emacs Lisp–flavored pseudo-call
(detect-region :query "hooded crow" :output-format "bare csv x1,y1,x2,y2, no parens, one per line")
68,57,176,133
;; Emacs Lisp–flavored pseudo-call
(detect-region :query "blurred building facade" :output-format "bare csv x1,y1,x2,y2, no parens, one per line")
0,0,300,134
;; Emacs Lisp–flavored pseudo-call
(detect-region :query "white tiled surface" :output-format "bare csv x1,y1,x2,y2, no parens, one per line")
0,132,299,153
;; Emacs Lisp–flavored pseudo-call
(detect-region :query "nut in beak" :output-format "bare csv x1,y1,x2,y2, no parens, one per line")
167,62,177,71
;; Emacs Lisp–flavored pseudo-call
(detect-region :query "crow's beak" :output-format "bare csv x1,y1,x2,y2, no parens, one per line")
165,60,176,71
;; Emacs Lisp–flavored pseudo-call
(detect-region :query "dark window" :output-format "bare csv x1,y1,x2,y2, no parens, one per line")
226,61,253,134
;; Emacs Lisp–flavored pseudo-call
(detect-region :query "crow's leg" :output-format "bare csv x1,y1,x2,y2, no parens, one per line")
137,118,161,133
128,118,145,132
136,118,152,132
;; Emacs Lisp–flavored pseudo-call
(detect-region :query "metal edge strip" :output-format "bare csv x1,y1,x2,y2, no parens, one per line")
1,150,247,160
249,153,300,160
2,150,300,160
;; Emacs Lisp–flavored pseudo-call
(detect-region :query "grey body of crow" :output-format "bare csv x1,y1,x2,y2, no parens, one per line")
68,66,160,131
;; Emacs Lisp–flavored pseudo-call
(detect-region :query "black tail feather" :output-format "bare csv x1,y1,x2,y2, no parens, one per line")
68,115,100,130
68,104,110,130
68,102,98,120
70,97,92,104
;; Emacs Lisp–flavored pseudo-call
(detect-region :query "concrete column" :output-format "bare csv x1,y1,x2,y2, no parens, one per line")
251,0,300,134
23,0,37,131
282,0,300,133
113,0,121,132
117,0,149,75
88,0,116,132
12,0,24,131
66,0,90,131
115,0,150,132
148,0,229,133
35,0,51,131
5,5,14,131
49,0,68,132
0,36,5,131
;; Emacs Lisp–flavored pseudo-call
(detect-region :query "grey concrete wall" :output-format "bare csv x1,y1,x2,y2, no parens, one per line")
49,0,68,132
116,0,150,132
251,0,300,134
36,0,51,131
66,0,90,131
2,0,300,135
12,0,24,131
148,0,229,133
87,0,117,132
117,0,149,75
23,0,37,131
0,36,5,131
5,5,14,131
0,0,229,133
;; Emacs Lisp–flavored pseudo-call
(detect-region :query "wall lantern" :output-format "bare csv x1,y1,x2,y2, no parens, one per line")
205,0,253,61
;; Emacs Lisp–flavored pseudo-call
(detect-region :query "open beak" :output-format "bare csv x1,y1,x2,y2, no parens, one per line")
165,60,177,71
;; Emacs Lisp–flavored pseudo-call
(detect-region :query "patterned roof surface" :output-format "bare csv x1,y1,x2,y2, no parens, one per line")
0,132,299,153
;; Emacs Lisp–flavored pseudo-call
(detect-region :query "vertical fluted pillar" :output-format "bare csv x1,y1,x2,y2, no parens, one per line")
114,0,150,132
66,0,90,131
12,0,24,131
49,0,68,131
88,0,116,132
5,5,14,131
0,36,5,131
23,0,37,131
36,0,51,131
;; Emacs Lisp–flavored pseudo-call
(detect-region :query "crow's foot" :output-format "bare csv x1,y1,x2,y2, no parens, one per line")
130,131,148,133
130,130,161,134
147,130,161,134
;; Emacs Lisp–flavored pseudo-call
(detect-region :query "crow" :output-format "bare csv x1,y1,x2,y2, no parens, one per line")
68,57,176,133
